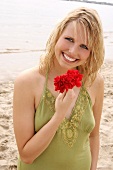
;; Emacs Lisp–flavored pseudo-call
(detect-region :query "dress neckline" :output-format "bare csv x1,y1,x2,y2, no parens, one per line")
45,86,83,120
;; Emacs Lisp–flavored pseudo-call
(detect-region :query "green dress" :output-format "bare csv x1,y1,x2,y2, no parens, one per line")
17,73,95,170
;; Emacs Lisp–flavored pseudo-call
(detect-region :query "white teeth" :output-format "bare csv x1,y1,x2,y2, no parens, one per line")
63,54,76,62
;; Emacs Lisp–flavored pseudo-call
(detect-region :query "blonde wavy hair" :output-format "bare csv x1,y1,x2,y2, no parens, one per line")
39,7,104,86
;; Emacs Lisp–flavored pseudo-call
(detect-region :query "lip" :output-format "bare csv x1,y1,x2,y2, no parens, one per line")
62,52,79,63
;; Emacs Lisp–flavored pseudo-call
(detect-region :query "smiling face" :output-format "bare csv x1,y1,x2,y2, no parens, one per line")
54,21,90,71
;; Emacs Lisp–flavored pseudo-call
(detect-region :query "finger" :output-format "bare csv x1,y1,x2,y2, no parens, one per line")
57,90,66,101
62,90,66,98
63,89,75,103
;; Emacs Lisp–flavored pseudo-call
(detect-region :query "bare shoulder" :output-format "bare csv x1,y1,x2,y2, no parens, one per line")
93,73,104,93
14,66,46,109
95,73,104,85
91,73,104,105
87,73,104,106
14,66,45,90
15,66,43,84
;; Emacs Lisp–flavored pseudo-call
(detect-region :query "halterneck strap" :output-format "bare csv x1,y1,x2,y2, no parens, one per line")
43,68,49,92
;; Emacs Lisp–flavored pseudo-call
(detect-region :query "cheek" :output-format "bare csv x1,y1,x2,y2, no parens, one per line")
55,40,61,52
86,51,90,59
81,50,90,60
55,43,59,56
55,38,68,52
55,42,61,59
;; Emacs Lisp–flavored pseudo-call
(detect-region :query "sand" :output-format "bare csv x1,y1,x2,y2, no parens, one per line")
0,60,113,170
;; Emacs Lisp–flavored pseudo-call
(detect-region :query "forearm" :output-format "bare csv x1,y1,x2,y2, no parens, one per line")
20,113,62,164
90,135,100,170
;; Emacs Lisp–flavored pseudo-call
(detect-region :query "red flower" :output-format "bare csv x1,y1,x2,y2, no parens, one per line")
54,70,83,93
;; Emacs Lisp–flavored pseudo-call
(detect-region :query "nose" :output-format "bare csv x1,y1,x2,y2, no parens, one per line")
69,44,79,57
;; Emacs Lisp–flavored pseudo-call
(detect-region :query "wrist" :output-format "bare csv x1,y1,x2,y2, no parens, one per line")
51,112,64,127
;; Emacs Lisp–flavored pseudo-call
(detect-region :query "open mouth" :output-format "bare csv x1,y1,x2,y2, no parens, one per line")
62,52,79,63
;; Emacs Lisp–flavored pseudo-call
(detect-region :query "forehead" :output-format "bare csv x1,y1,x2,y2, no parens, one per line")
62,21,88,45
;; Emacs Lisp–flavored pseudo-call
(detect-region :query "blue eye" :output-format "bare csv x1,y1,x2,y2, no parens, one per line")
65,37,73,42
80,44,88,50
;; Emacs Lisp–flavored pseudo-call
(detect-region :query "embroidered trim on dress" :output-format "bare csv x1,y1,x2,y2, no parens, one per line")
59,87,89,147
44,87,89,148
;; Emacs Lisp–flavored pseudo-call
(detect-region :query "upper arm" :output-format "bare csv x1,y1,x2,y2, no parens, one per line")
90,75,104,137
13,72,35,153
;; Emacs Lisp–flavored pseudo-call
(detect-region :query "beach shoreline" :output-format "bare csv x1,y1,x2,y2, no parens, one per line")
63,0,113,6
0,30,113,85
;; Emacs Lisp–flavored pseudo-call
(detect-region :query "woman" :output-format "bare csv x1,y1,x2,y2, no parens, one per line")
13,7,104,170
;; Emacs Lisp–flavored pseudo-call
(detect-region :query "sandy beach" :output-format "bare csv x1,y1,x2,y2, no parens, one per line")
0,59,113,170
